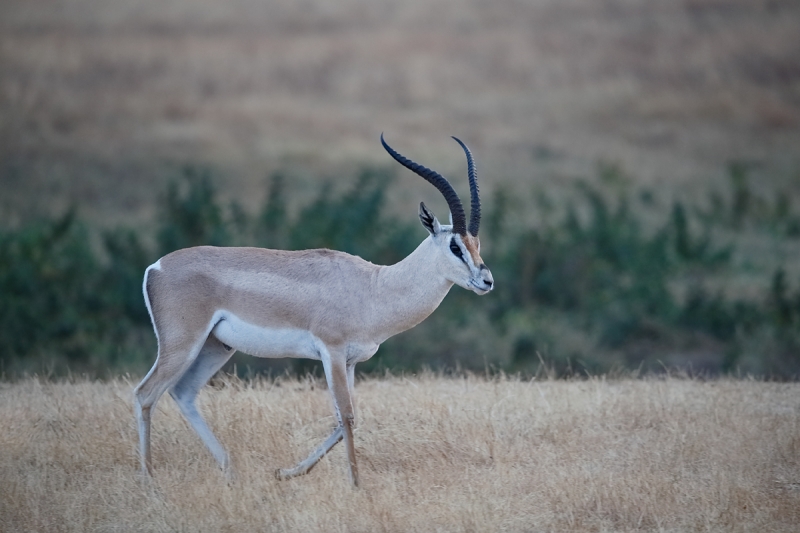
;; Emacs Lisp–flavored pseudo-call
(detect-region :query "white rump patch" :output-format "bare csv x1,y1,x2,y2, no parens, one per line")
135,258,165,395
142,260,161,346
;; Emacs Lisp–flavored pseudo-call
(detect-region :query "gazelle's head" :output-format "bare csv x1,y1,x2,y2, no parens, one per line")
382,134,494,295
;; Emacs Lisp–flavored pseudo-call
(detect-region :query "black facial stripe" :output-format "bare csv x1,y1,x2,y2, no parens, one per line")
449,238,465,261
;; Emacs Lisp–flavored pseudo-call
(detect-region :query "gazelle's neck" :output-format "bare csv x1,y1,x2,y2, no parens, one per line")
371,237,453,342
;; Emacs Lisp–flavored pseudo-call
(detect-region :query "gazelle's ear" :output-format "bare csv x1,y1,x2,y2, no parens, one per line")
419,202,441,235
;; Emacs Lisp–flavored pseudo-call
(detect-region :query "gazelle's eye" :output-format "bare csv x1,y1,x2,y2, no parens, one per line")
450,239,464,260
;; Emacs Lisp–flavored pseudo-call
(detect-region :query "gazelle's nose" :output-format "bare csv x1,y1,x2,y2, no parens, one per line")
480,264,494,290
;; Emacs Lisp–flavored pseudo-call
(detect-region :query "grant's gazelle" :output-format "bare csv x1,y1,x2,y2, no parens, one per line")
134,134,493,486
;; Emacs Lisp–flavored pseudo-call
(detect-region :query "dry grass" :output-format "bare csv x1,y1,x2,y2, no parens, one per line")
2,0,799,224
1,375,798,532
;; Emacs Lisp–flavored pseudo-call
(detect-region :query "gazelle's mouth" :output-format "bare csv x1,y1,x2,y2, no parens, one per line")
469,280,493,294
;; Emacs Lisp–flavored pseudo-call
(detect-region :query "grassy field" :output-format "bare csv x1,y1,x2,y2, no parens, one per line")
2,0,799,224
1,375,799,531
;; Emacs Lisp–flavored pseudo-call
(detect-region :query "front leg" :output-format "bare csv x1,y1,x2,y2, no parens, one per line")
347,362,357,423
275,426,343,480
277,346,359,486
328,355,359,486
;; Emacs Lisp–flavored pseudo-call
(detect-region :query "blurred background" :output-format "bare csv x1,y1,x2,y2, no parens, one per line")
1,0,799,378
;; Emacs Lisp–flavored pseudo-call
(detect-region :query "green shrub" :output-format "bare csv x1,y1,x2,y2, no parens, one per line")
0,212,155,375
157,166,231,254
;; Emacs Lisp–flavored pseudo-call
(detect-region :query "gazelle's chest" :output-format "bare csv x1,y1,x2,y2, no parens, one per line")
345,341,380,365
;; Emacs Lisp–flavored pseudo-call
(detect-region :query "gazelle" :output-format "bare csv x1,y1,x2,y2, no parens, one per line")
134,134,494,486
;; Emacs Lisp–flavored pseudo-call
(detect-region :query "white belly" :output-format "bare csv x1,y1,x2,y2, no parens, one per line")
211,311,322,360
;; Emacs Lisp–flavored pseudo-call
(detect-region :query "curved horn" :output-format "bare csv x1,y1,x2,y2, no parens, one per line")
381,133,467,235
451,136,480,236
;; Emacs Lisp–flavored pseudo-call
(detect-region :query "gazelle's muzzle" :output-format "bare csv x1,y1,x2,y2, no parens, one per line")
471,264,494,294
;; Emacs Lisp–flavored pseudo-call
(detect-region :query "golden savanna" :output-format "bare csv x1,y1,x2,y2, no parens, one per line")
1,375,798,531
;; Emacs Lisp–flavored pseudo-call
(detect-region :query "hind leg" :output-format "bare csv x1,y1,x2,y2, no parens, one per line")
170,336,235,474
134,335,206,475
